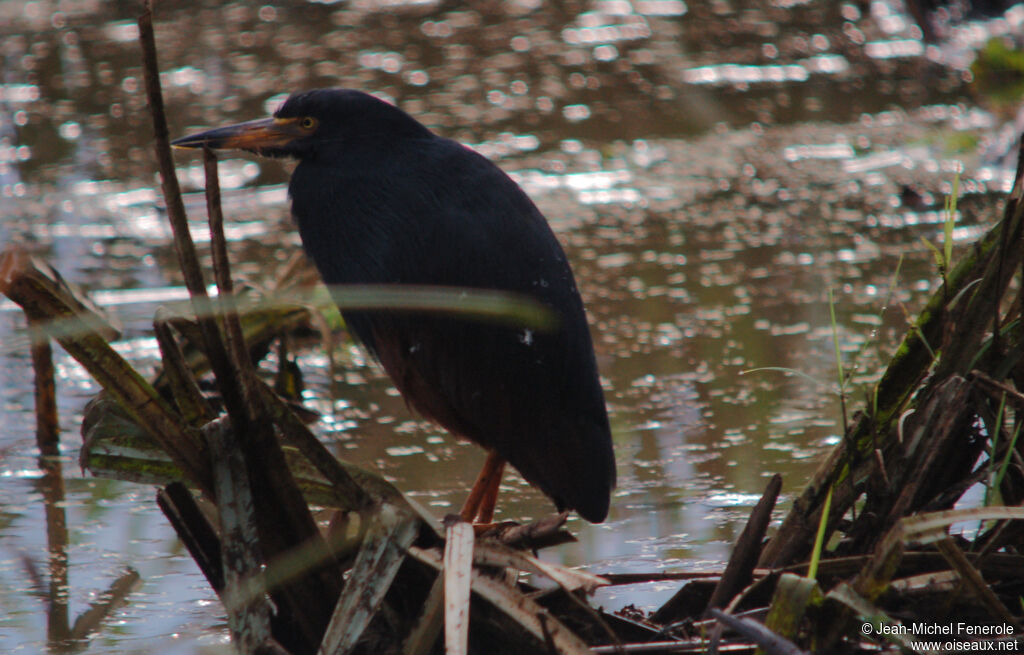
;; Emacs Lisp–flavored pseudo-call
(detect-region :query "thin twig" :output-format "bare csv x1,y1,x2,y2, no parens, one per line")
138,2,206,301
203,148,253,380
970,369,1024,411
138,1,242,422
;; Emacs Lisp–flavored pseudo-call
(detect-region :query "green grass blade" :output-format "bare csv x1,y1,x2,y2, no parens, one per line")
995,421,1023,496
984,392,1006,507
944,172,960,269
807,482,834,581
741,366,830,390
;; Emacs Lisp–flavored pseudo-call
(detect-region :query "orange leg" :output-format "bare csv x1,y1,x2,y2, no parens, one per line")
473,457,505,523
460,451,506,523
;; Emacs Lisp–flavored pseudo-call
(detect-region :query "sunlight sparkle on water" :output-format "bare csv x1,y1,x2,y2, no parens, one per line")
561,12,651,45
704,492,764,507
864,39,924,59
0,83,39,102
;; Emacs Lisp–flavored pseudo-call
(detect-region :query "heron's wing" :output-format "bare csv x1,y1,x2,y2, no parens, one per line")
291,137,616,521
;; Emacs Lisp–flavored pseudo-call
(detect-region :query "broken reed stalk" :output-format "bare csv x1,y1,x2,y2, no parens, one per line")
202,148,252,379
812,506,1024,651
138,3,245,451
407,546,595,655
139,6,249,471
1,256,298,647
933,178,1024,380
0,251,213,493
2,256,227,650
317,508,421,653
705,473,782,613
138,5,343,651
205,417,276,651
30,315,59,458
760,136,1024,568
137,2,207,304
254,380,376,512
444,519,474,655
153,310,218,426
157,482,225,594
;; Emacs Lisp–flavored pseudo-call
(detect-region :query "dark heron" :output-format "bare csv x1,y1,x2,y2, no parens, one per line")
172,89,615,523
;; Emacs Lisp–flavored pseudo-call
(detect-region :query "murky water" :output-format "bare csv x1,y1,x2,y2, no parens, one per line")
1,0,1021,651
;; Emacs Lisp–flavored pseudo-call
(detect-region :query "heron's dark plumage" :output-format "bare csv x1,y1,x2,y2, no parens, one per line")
181,89,616,522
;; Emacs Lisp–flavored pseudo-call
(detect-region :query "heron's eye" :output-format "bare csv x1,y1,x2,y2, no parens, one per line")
300,117,318,131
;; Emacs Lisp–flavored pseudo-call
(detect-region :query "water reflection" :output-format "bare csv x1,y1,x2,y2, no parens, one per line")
1,0,1021,650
